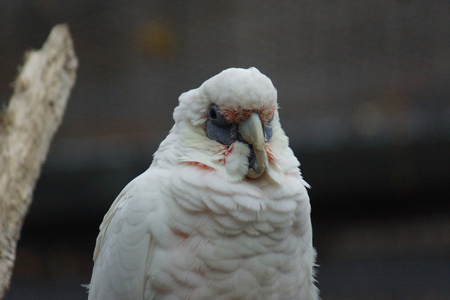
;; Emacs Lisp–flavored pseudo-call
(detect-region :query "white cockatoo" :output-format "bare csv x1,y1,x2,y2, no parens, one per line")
88,67,318,299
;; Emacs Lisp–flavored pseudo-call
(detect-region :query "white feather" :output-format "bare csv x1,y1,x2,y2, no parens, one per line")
88,67,318,299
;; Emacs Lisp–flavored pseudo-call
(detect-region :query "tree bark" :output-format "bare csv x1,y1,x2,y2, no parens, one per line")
0,24,78,298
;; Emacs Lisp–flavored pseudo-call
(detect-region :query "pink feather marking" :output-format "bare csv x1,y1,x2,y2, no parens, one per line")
266,144,276,164
183,161,215,172
218,144,234,165
171,228,190,240
221,104,277,123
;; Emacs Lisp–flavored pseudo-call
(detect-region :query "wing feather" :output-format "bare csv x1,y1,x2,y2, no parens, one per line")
88,173,160,300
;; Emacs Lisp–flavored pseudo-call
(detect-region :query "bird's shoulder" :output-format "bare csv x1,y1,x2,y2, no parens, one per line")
88,169,169,299
93,169,165,261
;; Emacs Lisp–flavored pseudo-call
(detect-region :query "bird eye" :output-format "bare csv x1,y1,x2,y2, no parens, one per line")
208,104,227,126
208,105,218,120
206,104,236,145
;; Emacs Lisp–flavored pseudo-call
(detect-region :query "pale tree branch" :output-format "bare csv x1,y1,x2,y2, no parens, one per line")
0,24,78,298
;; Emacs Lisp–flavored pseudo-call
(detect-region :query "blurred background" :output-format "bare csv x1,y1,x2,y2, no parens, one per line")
1,1,449,299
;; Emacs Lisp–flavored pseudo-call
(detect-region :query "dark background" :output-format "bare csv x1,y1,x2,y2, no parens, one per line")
1,1,449,299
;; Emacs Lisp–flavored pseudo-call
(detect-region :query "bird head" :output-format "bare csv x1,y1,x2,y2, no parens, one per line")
166,67,298,183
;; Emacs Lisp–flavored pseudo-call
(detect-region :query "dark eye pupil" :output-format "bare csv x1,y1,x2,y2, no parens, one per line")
208,104,227,126
209,106,217,119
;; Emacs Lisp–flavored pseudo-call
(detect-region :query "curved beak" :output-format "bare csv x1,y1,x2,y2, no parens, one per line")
239,113,268,179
